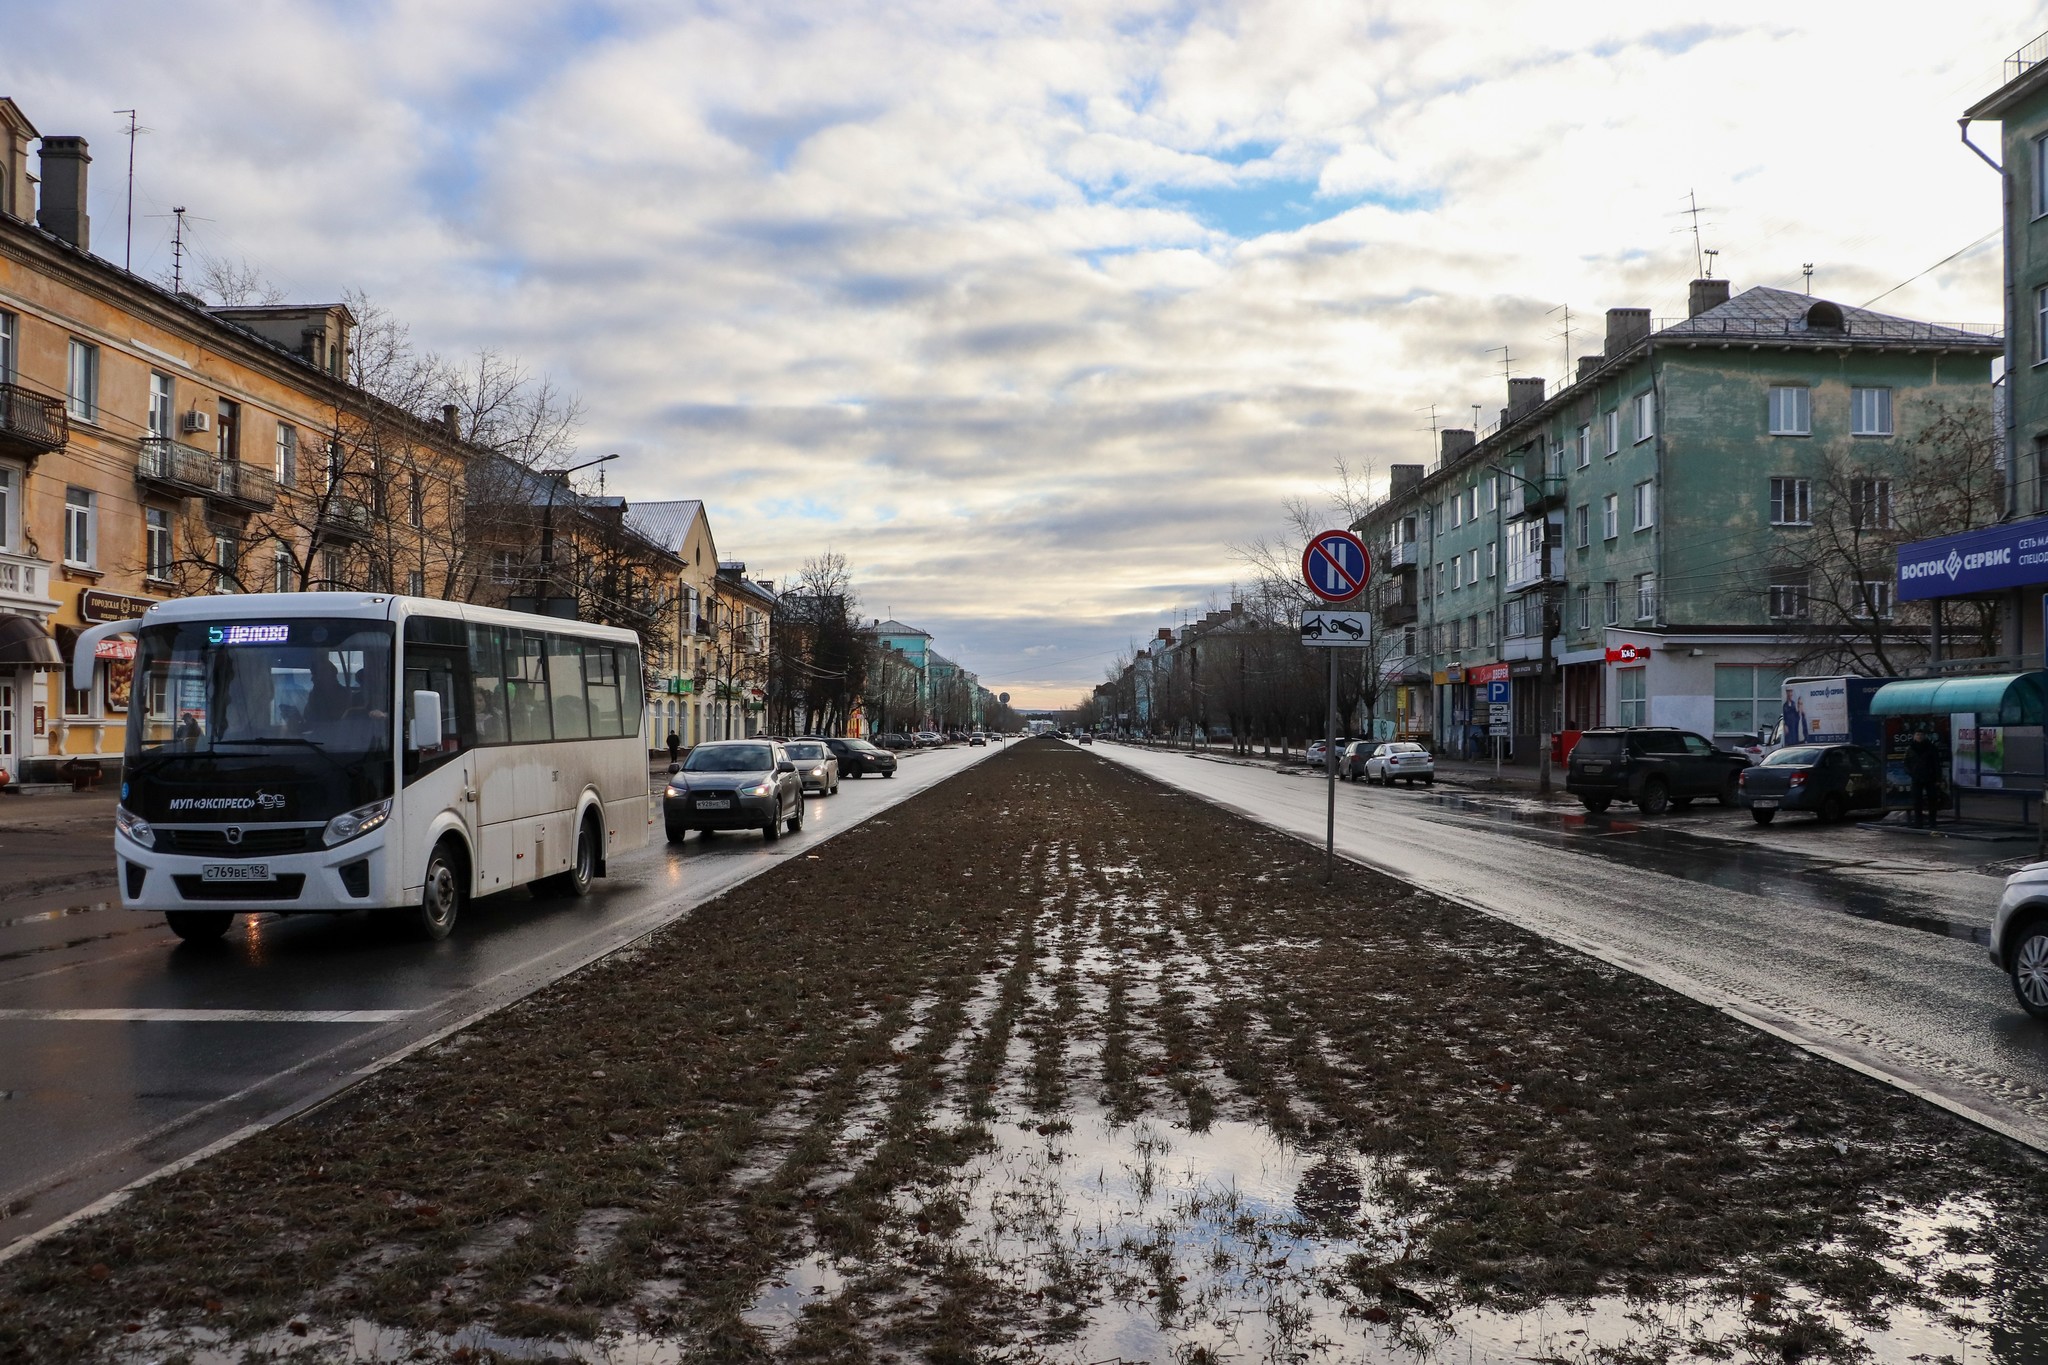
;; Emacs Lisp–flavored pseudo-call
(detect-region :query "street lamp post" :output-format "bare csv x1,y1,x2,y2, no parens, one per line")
535,452,619,616
1487,463,1558,796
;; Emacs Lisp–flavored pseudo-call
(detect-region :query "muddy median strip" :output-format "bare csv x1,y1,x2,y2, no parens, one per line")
2,741,2045,1363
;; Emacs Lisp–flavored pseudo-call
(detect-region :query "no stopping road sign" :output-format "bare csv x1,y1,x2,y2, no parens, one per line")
1301,529,1370,602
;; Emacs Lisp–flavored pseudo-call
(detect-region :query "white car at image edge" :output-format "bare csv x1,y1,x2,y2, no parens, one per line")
1992,865,2048,1020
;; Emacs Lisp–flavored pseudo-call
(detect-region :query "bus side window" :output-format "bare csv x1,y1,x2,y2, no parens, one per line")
505,630,553,744
546,634,592,740
402,645,471,781
583,644,624,738
469,625,510,746
618,644,644,740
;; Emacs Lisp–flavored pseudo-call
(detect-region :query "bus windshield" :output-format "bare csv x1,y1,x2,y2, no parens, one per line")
129,618,396,760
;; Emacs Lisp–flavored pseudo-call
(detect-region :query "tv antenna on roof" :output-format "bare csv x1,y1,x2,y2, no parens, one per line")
1703,247,1719,280
170,206,187,293
1488,344,1512,380
1802,263,1814,296
113,109,144,272
1546,303,1574,374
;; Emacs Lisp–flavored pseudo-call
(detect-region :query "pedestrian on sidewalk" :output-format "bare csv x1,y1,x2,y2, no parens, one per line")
666,731,682,766
1905,728,1942,828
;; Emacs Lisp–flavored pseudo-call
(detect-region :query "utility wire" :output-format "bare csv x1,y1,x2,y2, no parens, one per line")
1861,228,2000,309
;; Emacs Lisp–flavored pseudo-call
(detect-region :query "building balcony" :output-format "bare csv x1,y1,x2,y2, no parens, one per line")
317,496,373,540
0,383,67,460
1503,554,1563,594
0,548,56,614
1506,475,1566,517
1388,542,1419,569
210,460,277,513
1383,600,1419,626
137,439,273,511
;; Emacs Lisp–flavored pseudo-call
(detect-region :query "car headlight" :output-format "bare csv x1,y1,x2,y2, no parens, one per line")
116,805,155,849
739,782,774,797
323,798,393,848
666,782,687,796
808,766,826,777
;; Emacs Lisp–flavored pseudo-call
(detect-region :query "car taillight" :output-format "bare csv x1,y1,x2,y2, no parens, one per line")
1738,769,1747,787
1789,772,1806,787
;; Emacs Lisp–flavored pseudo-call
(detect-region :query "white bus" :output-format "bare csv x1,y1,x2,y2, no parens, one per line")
74,593,653,945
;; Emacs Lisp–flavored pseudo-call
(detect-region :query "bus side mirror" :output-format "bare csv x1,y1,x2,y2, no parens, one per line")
410,692,443,751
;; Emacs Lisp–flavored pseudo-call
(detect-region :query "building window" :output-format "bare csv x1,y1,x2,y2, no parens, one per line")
1574,503,1590,549
1632,390,1656,442
275,422,298,486
325,439,345,491
1422,566,1433,598
408,568,425,596
66,339,98,422
1770,477,1812,526
65,675,97,719
1604,409,1619,455
1486,541,1497,577
1602,493,1619,540
1450,556,1462,590
1714,665,1788,738
63,486,94,566
0,464,16,552
1576,424,1591,469
1575,584,1591,631
2037,133,2048,218
1851,478,1893,530
213,531,238,593
1467,548,1478,583
1768,568,1811,619
147,371,173,438
1850,387,1892,436
1618,667,1646,727
409,473,425,529
0,310,14,383
1855,580,1893,618
145,507,172,579
1506,598,1525,639
1434,563,1444,596
1450,496,1462,529
1634,573,1656,622
1633,479,1655,531
492,549,518,583
323,549,343,589
1603,579,1620,626
217,399,239,463
274,548,294,594
2038,285,2048,365
1483,610,1495,645
1448,618,1461,649
1768,386,1810,436
1485,478,1497,513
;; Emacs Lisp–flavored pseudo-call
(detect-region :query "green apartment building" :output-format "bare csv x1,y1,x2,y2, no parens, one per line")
1356,284,1999,757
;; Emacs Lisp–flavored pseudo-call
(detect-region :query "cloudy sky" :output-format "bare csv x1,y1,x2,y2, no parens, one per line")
8,1,2042,704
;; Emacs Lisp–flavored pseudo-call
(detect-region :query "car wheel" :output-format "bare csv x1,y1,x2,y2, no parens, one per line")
1638,779,1670,816
2012,923,2048,1019
788,797,805,833
884,769,895,778
699,828,716,840
1718,774,1740,807
1423,776,1434,786
762,807,781,841
414,840,464,941
1751,809,1777,826
1579,796,1611,813
1818,794,1846,824
665,822,687,844
166,910,234,944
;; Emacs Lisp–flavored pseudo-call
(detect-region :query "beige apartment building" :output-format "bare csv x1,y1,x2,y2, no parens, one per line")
0,98,472,782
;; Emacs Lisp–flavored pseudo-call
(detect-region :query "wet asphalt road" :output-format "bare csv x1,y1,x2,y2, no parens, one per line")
0,742,1001,1253
1092,741,2048,1152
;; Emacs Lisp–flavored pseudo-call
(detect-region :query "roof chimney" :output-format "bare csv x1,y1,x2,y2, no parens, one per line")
1688,278,1731,318
1439,429,1475,462
35,135,88,250
1157,627,1173,642
1389,463,1425,498
1508,377,1545,416
441,403,460,437
1604,307,1650,356
1575,353,1605,381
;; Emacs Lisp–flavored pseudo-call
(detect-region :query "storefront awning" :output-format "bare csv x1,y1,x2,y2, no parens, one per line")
1868,672,2048,725
0,614,62,669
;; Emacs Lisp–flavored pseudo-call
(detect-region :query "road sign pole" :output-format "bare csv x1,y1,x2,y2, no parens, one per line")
1325,647,1338,885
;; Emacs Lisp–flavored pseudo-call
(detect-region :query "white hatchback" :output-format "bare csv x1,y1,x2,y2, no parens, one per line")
1357,741,1434,787
1992,864,2048,1020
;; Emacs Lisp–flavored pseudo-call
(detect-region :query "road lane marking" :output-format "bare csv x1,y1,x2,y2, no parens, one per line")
0,1008,414,1023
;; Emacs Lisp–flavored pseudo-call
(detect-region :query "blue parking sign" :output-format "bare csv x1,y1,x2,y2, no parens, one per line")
1483,680,1510,705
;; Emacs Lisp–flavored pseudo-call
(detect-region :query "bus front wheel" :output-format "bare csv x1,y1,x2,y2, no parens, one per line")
414,841,464,941
166,911,234,944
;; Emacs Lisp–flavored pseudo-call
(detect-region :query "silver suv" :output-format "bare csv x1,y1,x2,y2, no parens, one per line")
1992,865,2048,1019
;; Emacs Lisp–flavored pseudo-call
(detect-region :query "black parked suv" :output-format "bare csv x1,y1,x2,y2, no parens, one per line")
820,735,898,778
1565,727,1748,815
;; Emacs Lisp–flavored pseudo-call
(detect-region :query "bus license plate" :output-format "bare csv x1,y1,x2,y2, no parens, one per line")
202,863,272,882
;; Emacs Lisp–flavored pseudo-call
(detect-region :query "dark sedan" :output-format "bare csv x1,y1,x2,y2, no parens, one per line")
824,736,898,778
1738,743,1887,825
663,740,805,842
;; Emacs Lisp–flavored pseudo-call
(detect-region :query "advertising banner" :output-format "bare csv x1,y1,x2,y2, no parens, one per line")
1897,515,2048,602
1784,678,1851,744
1952,715,2010,789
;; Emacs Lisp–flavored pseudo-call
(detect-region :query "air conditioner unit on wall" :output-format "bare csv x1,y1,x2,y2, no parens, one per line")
181,411,212,434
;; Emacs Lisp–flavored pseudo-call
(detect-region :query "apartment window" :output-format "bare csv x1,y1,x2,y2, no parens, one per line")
1770,477,1812,526
2038,285,2048,365
1423,566,1433,597
0,464,16,552
1435,562,1444,596
1768,385,1810,435
64,676,97,719
1467,548,1479,583
275,422,298,487
1400,625,1417,656
1855,580,1893,619
66,339,98,422
408,568,426,596
1485,478,1498,513
0,310,14,383
491,549,519,584
63,487,94,566
213,531,238,593
217,399,240,463
1547,438,1565,479
1635,572,1657,622
408,473,425,529
147,371,173,438
1467,614,1478,649
1468,486,1480,521
1448,618,1461,650
1450,556,1463,590
1575,585,1591,631
1602,493,1619,540
1618,667,1647,727
1506,598,1525,639
1604,409,1619,455
1714,666,1788,738
274,548,294,594
1633,479,1656,531
325,439,345,490
1486,541,1497,577
1851,478,1893,530
1576,424,1591,469
1574,503,1590,549
1768,568,1811,619
323,549,343,589
1450,496,1462,530
145,507,172,579
1850,387,1893,436
1483,610,1495,645
1633,390,1656,442
2037,133,2048,218
1603,580,1620,626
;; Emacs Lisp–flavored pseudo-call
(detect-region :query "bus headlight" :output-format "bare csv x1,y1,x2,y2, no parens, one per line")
323,798,393,847
116,806,155,849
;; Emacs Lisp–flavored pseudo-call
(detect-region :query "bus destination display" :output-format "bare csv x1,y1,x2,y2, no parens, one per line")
206,624,292,646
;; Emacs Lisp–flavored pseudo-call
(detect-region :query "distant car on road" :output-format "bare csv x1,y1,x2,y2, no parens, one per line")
1992,866,2048,1019
1737,743,1885,825
782,739,840,795
1305,738,1348,769
916,731,944,747
1565,727,1747,815
878,733,915,751
663,740,804,842
968,733,987,747
1357,741,1434,786
824,736,897,778
1078,733,1094,745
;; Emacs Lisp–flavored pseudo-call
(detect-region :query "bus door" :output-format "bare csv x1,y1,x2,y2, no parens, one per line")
401,617,477,897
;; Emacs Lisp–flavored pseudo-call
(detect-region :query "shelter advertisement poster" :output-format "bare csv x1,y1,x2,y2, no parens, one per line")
1952,716,2007,789
1784,678,1851,744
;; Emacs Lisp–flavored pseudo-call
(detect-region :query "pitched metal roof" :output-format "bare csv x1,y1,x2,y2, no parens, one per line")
1654,286,1999,348
873,619,931,638
622,499,705,554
